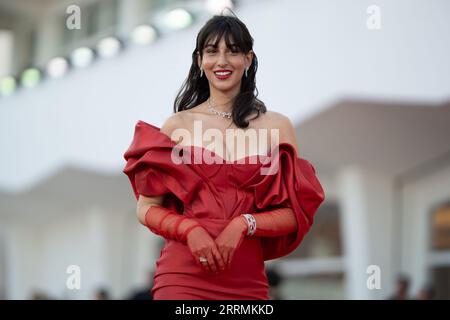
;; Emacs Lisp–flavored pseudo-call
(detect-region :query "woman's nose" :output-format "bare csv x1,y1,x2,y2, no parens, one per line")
216,51,229,65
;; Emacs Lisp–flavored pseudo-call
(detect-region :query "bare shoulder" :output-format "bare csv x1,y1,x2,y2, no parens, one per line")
262,110,290,125
262,110,299,153
160,113,185,138
260,110,294,133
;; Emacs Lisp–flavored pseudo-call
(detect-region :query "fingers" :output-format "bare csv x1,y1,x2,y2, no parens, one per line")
196,246,225,274
221,247,230,269
205,250,218,273
227,249,235,269
211,246,226,272
194,252,208,272
196,250,216,274
189,235,229,274
214,240,233,270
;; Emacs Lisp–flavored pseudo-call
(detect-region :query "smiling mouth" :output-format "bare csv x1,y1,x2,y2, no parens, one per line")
214,71,232,79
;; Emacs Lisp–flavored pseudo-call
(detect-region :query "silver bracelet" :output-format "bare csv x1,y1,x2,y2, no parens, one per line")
242,213,256,236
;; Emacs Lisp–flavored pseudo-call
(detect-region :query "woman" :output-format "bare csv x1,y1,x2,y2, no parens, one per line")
123,13,325,300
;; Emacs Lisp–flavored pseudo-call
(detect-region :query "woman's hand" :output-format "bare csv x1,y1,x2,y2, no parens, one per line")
214,216,248,270
186,226,226,274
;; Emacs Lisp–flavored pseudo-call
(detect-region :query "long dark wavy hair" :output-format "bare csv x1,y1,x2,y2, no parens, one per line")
173,12,267,128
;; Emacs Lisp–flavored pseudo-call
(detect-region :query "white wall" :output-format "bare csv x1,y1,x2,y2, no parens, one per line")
1,0,450,192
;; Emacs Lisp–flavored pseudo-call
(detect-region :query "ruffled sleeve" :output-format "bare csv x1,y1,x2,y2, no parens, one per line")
244,143,325,261
122,120,203,212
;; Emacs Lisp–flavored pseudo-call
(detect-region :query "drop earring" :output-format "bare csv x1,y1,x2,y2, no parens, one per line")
245,67,249,77
200,67,203,77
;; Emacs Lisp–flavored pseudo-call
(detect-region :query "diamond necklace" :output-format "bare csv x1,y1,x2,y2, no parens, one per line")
207,98,232,119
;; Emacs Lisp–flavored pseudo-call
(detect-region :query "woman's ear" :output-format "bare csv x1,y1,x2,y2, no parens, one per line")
246,50,254,68
197,51,202,68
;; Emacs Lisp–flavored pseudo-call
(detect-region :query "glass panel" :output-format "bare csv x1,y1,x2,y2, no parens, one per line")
98,0,119,31
431,204,450,251
431,266,450,299
60,13,74,48
278,273,345,300
84,2,100,37
286,203,342,259
149,0,177,11
59,3,96,47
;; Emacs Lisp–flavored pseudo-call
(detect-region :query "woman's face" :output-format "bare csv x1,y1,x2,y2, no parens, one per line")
197,37,253,93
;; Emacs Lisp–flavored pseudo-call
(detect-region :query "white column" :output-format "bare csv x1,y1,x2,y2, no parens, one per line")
0,30,13,77
0,226,7,299
33,15,60,66
102,208,155,299
83,206,159,299
337,166,396,299
133,221,159,286
83,206,108,299
2,223,40,300
121,210,159,296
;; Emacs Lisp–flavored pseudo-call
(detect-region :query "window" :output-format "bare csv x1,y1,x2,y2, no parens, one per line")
276,203,346,299
59,0,119,49
428,202,450,299
281,273,345,299
149,0,177,11
287,203,342,259
431,266,450,299
431,204,450,251
84,1,101,37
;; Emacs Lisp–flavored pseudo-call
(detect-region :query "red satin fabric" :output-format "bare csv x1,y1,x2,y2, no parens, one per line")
123,120,325,300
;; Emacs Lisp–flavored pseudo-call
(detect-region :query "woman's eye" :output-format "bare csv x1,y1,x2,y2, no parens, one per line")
206,49,238,54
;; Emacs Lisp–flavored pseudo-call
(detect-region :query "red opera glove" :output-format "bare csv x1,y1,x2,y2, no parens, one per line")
144,205,202,243
186,226,226,274
216,207,298,270
144,205,225,273
238,207,298,237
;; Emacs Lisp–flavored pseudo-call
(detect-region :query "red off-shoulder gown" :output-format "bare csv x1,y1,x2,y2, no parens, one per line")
123,120,325,300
